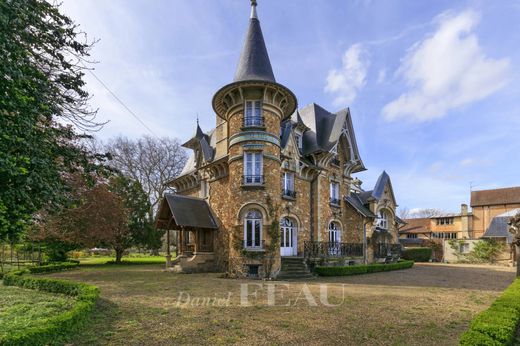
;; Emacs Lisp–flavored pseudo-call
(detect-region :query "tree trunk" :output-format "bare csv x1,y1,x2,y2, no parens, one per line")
115,248,124,263
516,245,520,277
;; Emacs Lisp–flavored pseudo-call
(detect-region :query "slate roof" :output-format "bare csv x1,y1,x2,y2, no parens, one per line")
471,186,520,207
157,194,219,230
482,209,519,243
233,3,275,83
345,194,376,218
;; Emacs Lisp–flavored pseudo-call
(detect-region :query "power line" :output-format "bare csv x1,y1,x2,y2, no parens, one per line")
83,64,163,140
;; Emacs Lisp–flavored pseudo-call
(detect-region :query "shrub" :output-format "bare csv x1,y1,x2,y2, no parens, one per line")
467,239,505,264
402,247,432,262
28,262,79,274
1,266,99,345
315,260,414,276
459,279,520,345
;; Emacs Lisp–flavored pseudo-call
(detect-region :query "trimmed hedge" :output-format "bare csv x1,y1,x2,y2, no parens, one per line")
402,247,432,262
459,279,520,346
315,260,414,276
28,261,79,274
1,266,99,345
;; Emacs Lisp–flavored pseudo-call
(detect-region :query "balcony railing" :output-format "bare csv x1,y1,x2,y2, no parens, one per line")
242,175,264,186
243,116,265,127
243,239,265,251
374,243,402,259
282,189,297,199
304,241,363,259
329,197,340,206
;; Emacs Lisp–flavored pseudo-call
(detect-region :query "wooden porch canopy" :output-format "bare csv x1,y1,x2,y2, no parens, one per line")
156,194,218,231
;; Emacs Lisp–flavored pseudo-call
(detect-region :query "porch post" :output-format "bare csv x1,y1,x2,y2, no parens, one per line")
165,217,173,269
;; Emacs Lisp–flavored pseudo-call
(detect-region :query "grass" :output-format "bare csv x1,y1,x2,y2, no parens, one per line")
46,263,516,346
0,285,75,340
78,255,166,265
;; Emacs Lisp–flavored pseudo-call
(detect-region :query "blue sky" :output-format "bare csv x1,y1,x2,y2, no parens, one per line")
61,0,520,214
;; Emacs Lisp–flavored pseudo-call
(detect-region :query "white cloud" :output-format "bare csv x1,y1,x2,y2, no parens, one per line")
460,158,476,166
325,43,369,106
382,10,510,122
376,68,386,84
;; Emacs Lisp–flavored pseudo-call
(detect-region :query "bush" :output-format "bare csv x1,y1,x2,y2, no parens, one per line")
468,239,505,264
402,247,432,262
1,266,99,345
459,279,520,345
28,262,79,274
315,260,414,276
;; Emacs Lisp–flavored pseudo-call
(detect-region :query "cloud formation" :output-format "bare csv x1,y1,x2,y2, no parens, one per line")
382,10,510,122
325,43,369,106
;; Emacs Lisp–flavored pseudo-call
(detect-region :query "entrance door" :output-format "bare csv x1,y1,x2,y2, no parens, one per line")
280,217,297,256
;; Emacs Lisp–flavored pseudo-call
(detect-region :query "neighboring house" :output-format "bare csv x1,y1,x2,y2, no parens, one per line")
399,204,472,245
471,186,520,238
155,1,401,278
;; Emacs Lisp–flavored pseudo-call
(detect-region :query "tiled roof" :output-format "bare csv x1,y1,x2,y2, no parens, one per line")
158,194,219,230
471,186,520,207
399,218,431,234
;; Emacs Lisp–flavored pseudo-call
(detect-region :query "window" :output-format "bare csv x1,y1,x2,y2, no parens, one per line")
243,152,263,184
328,221,341,243
295,133,303,149
460,243,470,254
378,210,388,230
244,209,262,248
282,172,295,198
406,234,418,239
432,232,458,239
330,182,340,205
244,100,262,126
436,218,454,225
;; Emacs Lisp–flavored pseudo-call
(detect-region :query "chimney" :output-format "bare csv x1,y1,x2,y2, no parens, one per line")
461,204,468,216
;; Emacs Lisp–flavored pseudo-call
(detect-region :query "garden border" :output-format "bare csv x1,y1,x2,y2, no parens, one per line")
315,260,414,276
1,263,99,346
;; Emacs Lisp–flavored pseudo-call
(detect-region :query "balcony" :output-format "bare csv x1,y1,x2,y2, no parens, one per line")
329,197,340,206
282,188,297,200
304,241,363,259
242,175,264,187
242,116,265,129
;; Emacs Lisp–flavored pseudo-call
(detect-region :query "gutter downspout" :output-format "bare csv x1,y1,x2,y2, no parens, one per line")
363,221,368,265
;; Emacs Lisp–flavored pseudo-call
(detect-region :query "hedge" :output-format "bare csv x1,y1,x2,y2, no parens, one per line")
315,260,414,276
1,265,99,345
28,261,79,274
459,279,520,346
402,247,432,262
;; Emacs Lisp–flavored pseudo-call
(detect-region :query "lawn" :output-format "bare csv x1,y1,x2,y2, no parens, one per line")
0,285,76,340
78,255,166,265
47,263,516,346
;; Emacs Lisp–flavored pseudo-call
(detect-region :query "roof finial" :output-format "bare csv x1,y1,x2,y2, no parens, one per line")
250,0,258,19
196,113,199,126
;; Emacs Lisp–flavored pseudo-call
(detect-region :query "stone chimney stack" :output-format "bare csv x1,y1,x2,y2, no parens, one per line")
461,203,470,238
461,203,468,216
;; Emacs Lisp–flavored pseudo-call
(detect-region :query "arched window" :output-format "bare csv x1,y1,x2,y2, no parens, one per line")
379,210,388,230
328,221,341,243
244,209,262,248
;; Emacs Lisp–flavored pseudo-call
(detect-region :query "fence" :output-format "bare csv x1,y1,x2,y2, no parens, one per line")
0,242,43,273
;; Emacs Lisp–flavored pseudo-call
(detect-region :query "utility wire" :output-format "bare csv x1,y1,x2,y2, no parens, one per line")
83,64,163,140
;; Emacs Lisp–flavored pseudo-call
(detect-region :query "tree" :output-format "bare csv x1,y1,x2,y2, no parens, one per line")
397,207,410,220
407,208,445,219
104,136,187,220
0,0,103,242
508,212,520,276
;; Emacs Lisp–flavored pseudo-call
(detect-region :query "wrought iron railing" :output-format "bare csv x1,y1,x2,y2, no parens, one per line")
304,241,363,259
242,175,264,185
243,239,265,250
329,197,340,206
243,116,265,127
374,243,402,258
282,189,297,198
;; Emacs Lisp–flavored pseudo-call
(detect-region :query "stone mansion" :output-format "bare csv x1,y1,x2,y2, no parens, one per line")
156,1,401,278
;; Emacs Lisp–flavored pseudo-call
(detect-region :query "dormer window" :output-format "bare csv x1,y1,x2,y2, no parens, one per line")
295,133,303,150
244,100,263,127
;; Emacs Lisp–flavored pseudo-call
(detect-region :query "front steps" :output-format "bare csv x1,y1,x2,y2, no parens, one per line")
277,257,314,280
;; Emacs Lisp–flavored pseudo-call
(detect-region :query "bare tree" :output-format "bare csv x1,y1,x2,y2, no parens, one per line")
408,208,445,219
103,136,188,221
508,212,520,277
398,207,410,220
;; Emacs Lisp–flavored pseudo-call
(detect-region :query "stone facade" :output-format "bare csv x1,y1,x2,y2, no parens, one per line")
161,1,400,277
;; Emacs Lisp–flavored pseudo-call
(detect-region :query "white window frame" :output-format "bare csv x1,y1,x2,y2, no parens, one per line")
294,132,303,149
243,152,263,184
282,172,294,192
379,210,388,230
244,100,262,126
328,221,341,243
330,181,340,204
244,210,263,249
